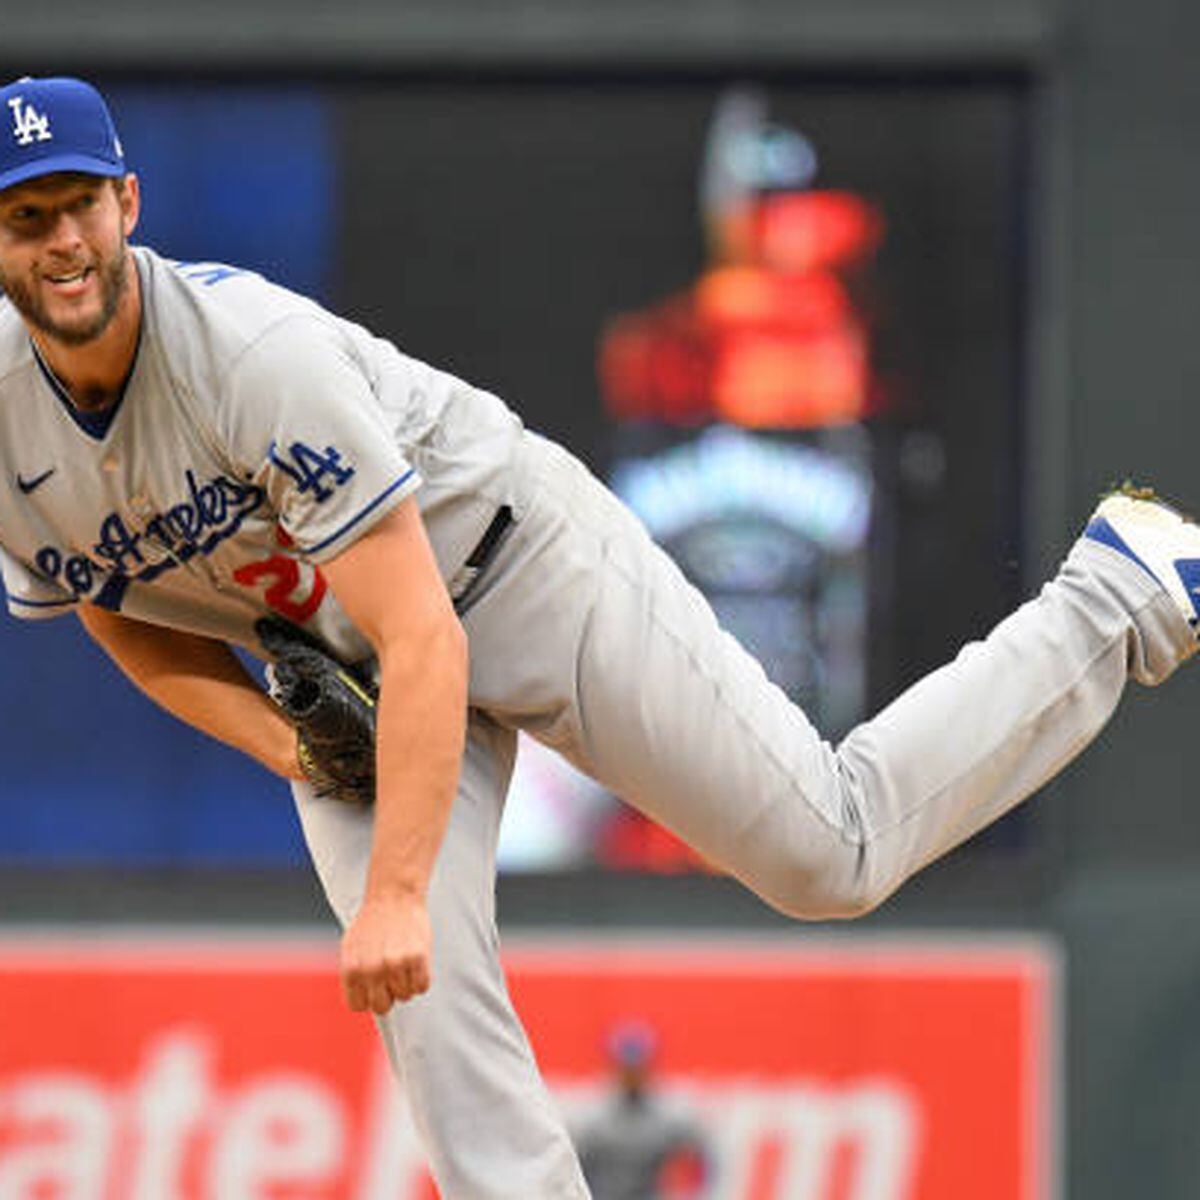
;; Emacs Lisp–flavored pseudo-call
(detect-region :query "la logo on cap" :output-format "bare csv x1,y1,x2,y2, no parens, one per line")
7,95,52,147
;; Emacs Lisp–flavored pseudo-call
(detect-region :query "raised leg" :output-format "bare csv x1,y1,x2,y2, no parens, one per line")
466,437,1195,920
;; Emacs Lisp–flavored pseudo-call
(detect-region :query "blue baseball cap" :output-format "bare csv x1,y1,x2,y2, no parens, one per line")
0,76,125,193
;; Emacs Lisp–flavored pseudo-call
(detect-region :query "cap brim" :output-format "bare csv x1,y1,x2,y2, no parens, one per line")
0,153,125,194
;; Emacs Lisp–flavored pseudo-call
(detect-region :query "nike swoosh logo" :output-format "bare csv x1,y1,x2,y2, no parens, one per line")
16,468,55,494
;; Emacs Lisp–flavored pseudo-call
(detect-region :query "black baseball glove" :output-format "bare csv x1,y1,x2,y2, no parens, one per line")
256,617,377,806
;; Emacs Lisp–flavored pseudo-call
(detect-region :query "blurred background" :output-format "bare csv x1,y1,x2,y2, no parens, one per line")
1,0,1199,1195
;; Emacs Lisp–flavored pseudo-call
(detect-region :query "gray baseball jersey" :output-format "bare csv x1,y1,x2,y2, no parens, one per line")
0,245,520,662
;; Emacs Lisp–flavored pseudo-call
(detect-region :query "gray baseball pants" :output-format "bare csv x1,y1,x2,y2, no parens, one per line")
294,432,1193,1198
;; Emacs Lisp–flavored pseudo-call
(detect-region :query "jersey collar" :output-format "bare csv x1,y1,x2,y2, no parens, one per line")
29,324,141,441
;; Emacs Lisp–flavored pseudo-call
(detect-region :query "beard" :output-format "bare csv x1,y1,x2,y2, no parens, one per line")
0,239,131,347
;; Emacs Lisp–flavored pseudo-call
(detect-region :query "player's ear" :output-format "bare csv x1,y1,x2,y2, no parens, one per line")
116,173,140,238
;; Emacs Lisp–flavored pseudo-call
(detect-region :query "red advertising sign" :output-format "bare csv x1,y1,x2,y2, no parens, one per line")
0,933,1056,1199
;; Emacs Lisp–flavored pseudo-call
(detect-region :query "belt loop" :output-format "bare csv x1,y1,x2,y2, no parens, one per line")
448,505,514,607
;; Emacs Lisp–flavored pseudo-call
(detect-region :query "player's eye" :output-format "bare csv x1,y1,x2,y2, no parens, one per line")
1,209,40,235
0,206,57,240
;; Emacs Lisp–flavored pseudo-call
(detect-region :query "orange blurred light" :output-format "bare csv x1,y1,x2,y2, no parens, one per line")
713,329,868,428
752,191,883,273
598,189,884,429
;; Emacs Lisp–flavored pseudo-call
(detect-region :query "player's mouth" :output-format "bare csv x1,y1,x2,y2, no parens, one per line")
42,266,94,297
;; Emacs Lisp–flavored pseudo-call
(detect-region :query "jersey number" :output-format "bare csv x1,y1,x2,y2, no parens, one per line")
233,555,328,624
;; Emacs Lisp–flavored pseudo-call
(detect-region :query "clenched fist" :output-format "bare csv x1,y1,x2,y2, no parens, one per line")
340,895,432,1014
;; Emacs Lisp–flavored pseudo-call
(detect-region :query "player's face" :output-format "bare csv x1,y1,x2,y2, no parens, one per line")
0,172,140,347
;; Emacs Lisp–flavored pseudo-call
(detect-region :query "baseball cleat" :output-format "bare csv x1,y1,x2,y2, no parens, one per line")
1084,483,1200,633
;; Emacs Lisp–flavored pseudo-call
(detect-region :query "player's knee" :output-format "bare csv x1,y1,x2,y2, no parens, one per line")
759,845,893,921
813,878,891,920
774,883,890,922
737,761,902,920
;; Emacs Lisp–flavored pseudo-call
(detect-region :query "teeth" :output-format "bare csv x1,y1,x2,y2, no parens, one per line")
48,269,86,284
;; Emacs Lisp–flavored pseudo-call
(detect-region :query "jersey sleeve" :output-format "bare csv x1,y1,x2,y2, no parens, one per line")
219,315,421,563
0,545,77,620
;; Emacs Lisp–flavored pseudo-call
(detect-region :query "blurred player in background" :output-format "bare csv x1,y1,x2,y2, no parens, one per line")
2,75,1200,1197
576,1021,710,1199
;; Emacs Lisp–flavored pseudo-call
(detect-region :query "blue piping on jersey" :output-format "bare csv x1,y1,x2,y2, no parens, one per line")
305,470,417,555
8,594,77,609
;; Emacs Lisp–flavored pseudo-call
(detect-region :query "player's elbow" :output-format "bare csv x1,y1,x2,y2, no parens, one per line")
381,608,468,695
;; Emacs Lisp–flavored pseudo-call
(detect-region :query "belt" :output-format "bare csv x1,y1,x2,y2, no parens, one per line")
448,505,514,607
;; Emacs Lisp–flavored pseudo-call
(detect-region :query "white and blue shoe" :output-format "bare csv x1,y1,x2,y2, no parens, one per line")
1085,484,1200,633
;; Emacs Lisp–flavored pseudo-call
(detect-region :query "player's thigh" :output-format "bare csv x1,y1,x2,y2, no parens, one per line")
463,433,851,904
568,524,850,903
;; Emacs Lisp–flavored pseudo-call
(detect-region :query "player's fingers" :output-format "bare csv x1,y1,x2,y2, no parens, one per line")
366,978,394,1014
387,955,430,1001
409,956,431,996
342,956,392,1012
342,967,369,1012
385,957,411,1000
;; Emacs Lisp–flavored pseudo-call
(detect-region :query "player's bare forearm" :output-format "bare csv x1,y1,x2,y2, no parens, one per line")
77,605,303,781
321,498,468,1013
337,616,467,1010
366,617,468,900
